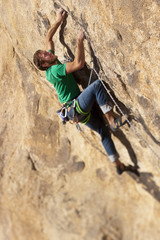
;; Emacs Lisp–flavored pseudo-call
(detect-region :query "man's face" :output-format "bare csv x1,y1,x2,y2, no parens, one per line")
39,50,57,66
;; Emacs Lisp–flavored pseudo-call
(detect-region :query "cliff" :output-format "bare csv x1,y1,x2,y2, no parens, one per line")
0,0,160,239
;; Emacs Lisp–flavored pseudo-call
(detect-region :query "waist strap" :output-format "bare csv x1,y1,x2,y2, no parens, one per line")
67,99,91,124
57,99,91,125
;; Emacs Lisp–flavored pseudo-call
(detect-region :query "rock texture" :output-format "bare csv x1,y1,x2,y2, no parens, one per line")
0,0,160,239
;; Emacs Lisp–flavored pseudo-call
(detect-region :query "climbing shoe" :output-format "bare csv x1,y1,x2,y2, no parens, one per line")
110,114,128,132
116,163,140,176
116,163,127,175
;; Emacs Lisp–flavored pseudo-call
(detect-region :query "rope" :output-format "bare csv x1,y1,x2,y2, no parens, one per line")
88,61,160,163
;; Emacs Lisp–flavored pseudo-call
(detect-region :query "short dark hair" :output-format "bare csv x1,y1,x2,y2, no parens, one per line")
33,50,48,71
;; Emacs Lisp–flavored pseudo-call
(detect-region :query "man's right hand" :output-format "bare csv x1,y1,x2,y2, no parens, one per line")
46,8,66,51
57,8,66,22
65,28,85,74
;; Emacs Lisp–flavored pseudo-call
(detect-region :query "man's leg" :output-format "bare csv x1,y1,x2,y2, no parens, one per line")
85,113,127,173
84,111,126,174
77,80,126,130
77,80,126,173
77,80,113,113
84,112,119,163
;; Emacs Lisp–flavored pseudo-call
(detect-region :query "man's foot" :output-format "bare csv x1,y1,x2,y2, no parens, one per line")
116,163,140,176
116,163,127,175
110,114,128,132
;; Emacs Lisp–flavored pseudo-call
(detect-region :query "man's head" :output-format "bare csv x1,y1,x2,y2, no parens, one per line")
33,50,57,71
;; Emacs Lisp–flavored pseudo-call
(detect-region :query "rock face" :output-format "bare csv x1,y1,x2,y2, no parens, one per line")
0,0,160,239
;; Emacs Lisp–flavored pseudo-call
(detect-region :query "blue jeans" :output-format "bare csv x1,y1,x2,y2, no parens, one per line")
77,80,119,162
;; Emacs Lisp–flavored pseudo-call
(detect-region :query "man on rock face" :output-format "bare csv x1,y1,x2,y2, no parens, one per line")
33,8,138,175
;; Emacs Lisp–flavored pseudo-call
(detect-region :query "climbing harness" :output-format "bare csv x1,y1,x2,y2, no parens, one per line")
57,99,91,131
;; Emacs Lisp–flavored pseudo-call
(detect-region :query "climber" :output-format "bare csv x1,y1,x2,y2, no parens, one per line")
33,8,139,176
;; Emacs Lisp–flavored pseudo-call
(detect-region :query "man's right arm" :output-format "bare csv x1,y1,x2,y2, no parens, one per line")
65,29,86,74
46,8,66,51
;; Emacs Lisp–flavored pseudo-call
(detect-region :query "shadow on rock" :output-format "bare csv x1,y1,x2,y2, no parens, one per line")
129,171,160,203
112,129,139,168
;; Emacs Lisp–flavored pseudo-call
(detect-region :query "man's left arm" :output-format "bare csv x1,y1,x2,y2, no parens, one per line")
46,8,66,51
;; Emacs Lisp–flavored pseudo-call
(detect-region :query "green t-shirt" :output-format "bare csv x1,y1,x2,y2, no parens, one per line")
46,50,80,103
